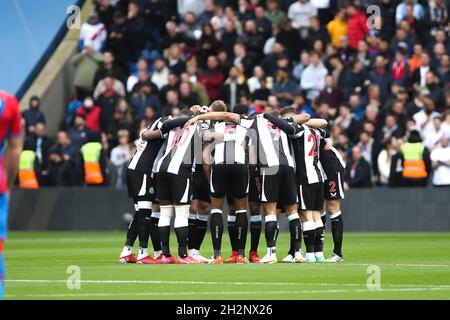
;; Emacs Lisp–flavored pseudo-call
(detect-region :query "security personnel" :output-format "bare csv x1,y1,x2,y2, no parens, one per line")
80,133,106,186
401,130,431,187
18,149,39,189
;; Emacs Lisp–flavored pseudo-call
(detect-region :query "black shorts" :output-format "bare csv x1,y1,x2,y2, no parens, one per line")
210,164,249,199
248,171,261,203
126,169,156,202
324,171,345,200
192,168,211,203
260,166,298,205
298,182,324,211
156,172,192,204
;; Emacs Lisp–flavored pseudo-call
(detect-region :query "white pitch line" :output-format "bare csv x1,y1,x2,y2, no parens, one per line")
6,279,450,288
5,287,450,299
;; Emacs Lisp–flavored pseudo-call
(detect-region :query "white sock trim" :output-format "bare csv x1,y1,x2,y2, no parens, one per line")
329,211,342,219
265,214,277,222
159,205,174,227
235,210,247,214
137,201,152,210
174,205,190,228
250,215,262,223
287,213,300,221
151,211,160,218
189,213,197,220
320,210,327,217
197,213,209,221
315,220,324,228
302,221,316,231
211,209,223,215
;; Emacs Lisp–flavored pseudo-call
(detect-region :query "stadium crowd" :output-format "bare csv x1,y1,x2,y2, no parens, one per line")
18,0,450,189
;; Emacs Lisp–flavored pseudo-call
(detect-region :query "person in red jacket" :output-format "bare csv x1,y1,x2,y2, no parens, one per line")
346,4,369,50
199,55,225,102
76,96,101,132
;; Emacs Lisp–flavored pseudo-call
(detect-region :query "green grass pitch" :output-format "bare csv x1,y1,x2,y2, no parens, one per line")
3,231,450,300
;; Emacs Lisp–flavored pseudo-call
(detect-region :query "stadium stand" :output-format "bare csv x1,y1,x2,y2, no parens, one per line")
17,0,450,189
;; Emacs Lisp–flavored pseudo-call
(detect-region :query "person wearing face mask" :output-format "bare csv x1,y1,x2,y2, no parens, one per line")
76,97,102,132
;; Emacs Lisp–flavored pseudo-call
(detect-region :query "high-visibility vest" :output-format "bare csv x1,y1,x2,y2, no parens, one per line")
18,150,39,189
81,142,104,185
401,142,427,179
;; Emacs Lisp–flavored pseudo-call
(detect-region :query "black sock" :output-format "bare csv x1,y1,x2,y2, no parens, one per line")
159,226,171,257
196,217,208,250
125,210,139,247
138,209,152,249
227,214,237,252
250,216,262,252
188,216,197,250
235,211,248,256
315,225,325,253
302,222,316,253
210,210,223,258
149,216,161,252
265,219,278,248
175,226,189,258
321,213,327,230
331,212,344,257
288,216,301,256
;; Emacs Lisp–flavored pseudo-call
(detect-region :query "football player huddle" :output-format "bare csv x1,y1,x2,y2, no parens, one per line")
118,100,345,264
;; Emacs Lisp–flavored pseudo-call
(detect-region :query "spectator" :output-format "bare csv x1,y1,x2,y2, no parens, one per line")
79,11,107,53
400,129,432,187
273,67,299,107
109,129,132,189
68,114,92,151
346,145,373,188
179,81,200,109
265,0,287,29
395,0,424,25
46,147,77,186
76,96,102,132
346,3,369,50
197,22,219,68
151,57,169,90
129,82,162,122
369,55,392,104
95,0,114,30
107,10,133,67
300,51,328,101
21,96,46,136
318,75,344,109
287,0,317,30
127,58,150,93
53,130,84,185
199,55,225,102
219,66,249,111
389,137,405,187
23,122,52,181
94,51,125,86
71,42,103,99
430,136,450,187
413,95,441,140
327,8,348,49
377,139,395,185
411,52,435,88
180,72,210,107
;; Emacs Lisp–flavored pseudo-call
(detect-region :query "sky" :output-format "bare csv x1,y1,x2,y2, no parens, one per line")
0,0,77,96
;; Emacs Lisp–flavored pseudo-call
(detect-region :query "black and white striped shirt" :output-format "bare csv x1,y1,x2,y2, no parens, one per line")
263,114,326,184
209,118,254,165
155,123,200,177
254,116,295,169
127,117,169,173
